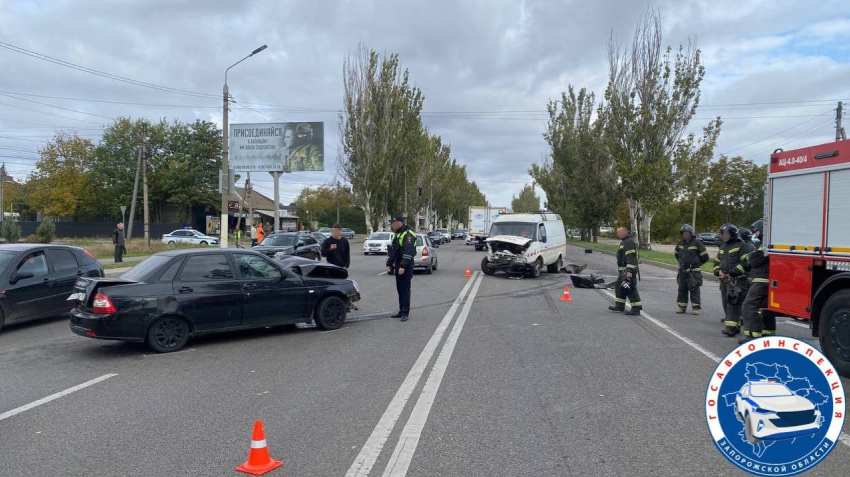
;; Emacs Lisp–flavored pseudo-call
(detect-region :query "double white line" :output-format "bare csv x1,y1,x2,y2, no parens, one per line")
347,272,484,477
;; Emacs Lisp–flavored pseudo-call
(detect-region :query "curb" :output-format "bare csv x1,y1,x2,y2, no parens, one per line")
568,243,719,283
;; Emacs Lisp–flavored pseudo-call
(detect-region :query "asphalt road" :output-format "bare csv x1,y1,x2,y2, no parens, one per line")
1,240,848,476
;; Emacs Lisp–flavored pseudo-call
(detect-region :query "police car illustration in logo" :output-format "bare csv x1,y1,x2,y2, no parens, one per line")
706,337,845,476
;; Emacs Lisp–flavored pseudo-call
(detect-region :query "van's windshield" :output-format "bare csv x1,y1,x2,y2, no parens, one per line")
489,222,538,240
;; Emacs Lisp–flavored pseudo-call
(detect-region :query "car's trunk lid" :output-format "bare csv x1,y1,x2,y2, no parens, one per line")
68,277,138,308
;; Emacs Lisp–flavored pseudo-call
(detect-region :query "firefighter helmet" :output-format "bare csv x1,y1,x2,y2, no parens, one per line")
680,224,695,236
751,219,765,235
739,227,752,242
719,223,738,240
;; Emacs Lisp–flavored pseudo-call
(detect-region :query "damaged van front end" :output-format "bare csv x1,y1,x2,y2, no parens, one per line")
482,235,535,275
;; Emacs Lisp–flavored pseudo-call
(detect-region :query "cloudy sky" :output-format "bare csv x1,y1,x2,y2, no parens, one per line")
0,0,848,209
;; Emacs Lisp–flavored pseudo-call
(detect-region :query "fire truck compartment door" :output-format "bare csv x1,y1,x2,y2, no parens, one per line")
769,172,824,252
827,169,850,254
768,254,812,319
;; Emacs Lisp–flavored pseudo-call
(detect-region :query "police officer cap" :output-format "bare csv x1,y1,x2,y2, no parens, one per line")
680,224,695,235
391,215,406,223
751,219,765,235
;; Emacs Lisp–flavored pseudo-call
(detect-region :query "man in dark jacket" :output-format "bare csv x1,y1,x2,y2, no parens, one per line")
714,224,750,336
608,226,642,316
112,223,126,263
386,215,416,322
321,224,351,269
674,224,709,315
740,219,772,343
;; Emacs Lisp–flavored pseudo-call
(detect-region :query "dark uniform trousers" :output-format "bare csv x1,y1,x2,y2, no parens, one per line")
615,272,642,311
742,282,773,337
395,267,413,316
677,270,703,310
724,277,749,330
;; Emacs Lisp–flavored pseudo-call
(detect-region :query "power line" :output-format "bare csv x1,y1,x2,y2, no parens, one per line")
720,109,835,157
0,90,221,109
0,92,115,121
0,100,105,126
0,116,97,128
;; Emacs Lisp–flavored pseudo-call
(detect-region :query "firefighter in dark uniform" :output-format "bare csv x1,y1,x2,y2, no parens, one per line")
608,226,642,315
674,224,710,315
740,219,773,343
714,224,751,336
386,215,417,322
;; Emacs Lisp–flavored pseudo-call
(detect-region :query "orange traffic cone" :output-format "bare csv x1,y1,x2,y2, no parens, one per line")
236,420,284,475
465,267,472,278
560,285,572,302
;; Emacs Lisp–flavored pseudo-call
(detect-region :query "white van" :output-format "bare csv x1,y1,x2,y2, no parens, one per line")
481,212,567,278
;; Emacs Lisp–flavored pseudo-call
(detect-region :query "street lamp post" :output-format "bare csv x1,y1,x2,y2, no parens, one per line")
221,44,267,249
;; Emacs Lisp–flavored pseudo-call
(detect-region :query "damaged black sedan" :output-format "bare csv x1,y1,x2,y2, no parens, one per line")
69,249,360,352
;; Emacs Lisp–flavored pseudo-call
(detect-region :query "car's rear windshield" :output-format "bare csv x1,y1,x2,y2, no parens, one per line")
121,255,173,282
369,233,391,240
490,222,537,240
261,235,297,247
751,383,794,397
0,251,18,271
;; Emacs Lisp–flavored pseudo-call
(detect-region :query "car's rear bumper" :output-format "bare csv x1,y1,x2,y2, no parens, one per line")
69,309,145,343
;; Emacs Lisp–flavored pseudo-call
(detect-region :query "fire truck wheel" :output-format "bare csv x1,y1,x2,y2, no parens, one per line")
819,290,850,377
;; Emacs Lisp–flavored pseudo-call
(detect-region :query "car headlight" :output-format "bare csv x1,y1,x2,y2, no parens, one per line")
352,280,360,293
752,406,773,414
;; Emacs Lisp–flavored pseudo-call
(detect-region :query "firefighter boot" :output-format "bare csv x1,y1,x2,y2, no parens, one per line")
676,307,686,314
625,308,642,316
721,326,739,337
609,306,624,313
692,306,701,316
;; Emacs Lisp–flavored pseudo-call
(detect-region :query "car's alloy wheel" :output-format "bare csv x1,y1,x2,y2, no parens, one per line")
147,316,190,353
200,241,208,246
168,241,176,245
314,296,346,330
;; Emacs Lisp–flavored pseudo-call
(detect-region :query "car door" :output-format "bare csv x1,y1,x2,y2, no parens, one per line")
172,253,243,331
45,248,83,313
234,253,308,325
5,250,52,322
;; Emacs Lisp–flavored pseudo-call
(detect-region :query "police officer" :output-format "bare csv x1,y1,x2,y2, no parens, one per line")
608,226,642,315
674,224,709,315
740,219,773,343
386,215,416,322
714,224,749,336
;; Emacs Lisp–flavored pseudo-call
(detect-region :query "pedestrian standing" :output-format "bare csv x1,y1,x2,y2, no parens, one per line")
250,223,258,247
674,224,709,315
714,223,749,337
386,215,416,322
112,222,126,263
263,222,270,236
321,224,351,269
257,223,265,245
608,226,642,315
235,227,242,245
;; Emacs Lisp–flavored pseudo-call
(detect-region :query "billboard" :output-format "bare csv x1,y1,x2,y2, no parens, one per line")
229,122,324,172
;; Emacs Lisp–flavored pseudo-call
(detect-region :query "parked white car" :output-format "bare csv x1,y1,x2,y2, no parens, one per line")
481,212,567,278
161,229,219,246
734,380,821,444
363,232,393,255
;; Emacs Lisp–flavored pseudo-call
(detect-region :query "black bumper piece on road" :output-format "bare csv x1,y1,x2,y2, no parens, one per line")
487,261,532,274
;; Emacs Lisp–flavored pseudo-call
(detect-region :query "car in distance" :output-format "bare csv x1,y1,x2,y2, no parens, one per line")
427,230,446,245
161,229,220,246
317,227,331,236
0,244,103,331
734,380,821,444
452,229,467,240
313,232,327,247
698,232,720,246
252,232,321,260
69,249,360,352
415,235,439,274
436,228,451,243
341,228,356,240
363,232,393,255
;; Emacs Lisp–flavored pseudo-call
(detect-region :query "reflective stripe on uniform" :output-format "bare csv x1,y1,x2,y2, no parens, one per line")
625,250,636,255
762,330,776,336
615,298,626,303
701,251,709,256
630,301,642,306
688,246,699,250
741,253,750,261
752,278,769,283
724,320,740,327
729,247,740,253
736,264,745,273
626,264,637,269
677,302,688,307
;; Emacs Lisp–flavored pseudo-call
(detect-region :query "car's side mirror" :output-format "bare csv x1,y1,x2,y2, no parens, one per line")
10,271,34,284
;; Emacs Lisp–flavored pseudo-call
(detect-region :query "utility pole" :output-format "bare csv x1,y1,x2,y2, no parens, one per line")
837,102,846,142
272,171,281,232
0,163,5,223
336,181,340,224
221,83,230,248
127,137,143,242
141,122,150,246
247,172,253,229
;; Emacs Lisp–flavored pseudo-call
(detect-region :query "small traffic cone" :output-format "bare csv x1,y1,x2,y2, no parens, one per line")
465,267,472,278
236,420,284,475
560,285,572,302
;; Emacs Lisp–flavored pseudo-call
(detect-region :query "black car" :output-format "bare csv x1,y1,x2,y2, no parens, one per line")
69,249,361,352
0,244,103,331
698,232,720,246
252,232,321,260
427,231,446,244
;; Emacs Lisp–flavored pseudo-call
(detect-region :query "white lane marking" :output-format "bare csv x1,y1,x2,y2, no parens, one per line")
382,273,484,477
783,319,810,330
378,271,388,276
0,374,118,422
600,290,850,450
346,273,479,477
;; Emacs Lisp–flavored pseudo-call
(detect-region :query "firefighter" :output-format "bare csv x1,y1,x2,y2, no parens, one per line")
608,226,642,315
386,215,417,322
740,219,773,343
674,224,709,315
714,224,749,336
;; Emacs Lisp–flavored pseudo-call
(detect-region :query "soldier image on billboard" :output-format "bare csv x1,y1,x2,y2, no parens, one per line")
288,122,323,171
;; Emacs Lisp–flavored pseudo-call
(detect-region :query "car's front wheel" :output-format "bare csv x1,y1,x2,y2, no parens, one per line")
167,241,176,245
146,316,190,353
314,296,347,330
744,415,761,444
528,258,542,278
199,241,208,246
481,257,496,276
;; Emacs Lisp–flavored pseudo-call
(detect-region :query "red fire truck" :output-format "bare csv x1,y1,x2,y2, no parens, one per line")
765,138,850,377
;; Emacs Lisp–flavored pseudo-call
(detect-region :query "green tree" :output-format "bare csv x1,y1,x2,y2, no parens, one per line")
700,156,767,229
675,119,722,231
1,220,21,243
510,184,541,213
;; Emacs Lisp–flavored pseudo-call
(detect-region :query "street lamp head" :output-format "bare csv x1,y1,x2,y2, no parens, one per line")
251,45,268,56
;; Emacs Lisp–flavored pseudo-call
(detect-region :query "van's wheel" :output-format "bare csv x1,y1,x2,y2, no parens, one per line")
547,255,563,273
314,296,347,330
481,257,496,276
146,316,190,353
819,290,850,378
528,258,542,278
425,262,433,274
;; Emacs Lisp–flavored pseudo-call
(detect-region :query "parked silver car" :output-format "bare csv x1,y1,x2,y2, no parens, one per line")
414,235,439,274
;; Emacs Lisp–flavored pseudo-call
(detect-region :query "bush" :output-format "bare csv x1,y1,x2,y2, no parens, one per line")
24,234,41,243
1,221,21,243
36,220,56,243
